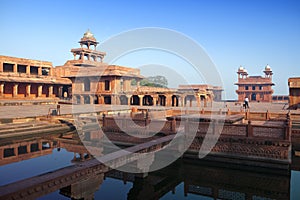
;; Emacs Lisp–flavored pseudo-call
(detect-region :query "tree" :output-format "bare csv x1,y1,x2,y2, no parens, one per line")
131,76,168,88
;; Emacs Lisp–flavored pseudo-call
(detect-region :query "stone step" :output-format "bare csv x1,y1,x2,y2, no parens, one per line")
0,123,63,135
0,125,71,139
0,122,50,131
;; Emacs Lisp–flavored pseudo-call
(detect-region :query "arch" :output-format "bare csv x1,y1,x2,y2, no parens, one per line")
185,95,196,107
76,95,81,104
251,93,256,101
104,96,111,104
84,78,90,91
3,82,13,97
171,95,179,107
84,95,90,104
94,95,99,104
130,95,140,105
17,84,26,98
158,95,166,106
143,95,153,106
120,95,128,105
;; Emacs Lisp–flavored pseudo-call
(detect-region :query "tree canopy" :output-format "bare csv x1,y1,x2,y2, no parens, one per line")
131,75,168,88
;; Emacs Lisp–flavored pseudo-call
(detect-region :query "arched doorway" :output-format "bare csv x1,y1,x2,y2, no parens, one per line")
84,95,90,104
185,95,196,107
143,95,153,106
94,95,98,104
104,96,111,104
172,95,179,107
251,93,256,101
158,95,166,106
120,95,128,105
130,95,140,105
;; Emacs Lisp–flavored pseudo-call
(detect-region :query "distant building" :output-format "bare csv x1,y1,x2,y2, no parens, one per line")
272,95,289,103
0,55,71,100
235,65,274,102
288,77,300,109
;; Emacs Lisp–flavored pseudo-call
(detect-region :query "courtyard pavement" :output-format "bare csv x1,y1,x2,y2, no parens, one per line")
0,101,296,120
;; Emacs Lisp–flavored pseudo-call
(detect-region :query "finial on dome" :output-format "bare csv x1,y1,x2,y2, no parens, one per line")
265,64,272,71
83,29,94,38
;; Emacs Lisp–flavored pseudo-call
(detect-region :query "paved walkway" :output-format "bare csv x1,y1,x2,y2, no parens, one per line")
0,102,298,120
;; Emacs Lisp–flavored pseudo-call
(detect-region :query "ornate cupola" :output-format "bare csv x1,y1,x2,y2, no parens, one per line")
263,64,273,78
70,30,106,66
237,65,248,79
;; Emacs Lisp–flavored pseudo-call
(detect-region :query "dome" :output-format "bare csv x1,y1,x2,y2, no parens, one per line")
238,66,244,71
83,29,94,39
243,69,248,73
265,64,272,71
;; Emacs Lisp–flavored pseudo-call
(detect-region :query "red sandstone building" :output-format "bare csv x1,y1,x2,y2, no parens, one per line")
56,30,219,107
0,30,222,107
0,56,71,100
288,77,300,109
235,65,274,102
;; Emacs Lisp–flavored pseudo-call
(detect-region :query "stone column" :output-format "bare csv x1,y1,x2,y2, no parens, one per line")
0,148,3,159
89,95,94,104
0,62,3,72
26,84,31,97
139,95,143,106
26,144,31,153
13,83,18,97
80,95,84,104
38,85,43,97
48,85,53,97
153,95,158,106
13,146,18,156
0,82,4,97
13,63,17,73
126,95,131,105
58,86,63,98
181,95,186,107
196,95,201,107
38,67,42,76
49,68,53,76
72,95,77,104
26,65,30,75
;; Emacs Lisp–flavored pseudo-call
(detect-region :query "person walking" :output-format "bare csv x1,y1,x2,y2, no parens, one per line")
244,97,249,109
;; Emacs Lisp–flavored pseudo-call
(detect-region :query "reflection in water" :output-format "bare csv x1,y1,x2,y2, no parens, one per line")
0,133,299,199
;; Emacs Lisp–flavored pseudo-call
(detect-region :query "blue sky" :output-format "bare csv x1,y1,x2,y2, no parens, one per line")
0,0,299,99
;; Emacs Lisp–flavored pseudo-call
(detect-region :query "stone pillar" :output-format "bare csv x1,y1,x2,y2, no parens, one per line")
127,95,131,105
26,144,31,153
26,84,31,97
13,146,18,156
165,95,171,107
89,95,94,104
38,85,43,97
13,83,18,97
38,140,42,151
196,95,201,107
48,85,53,97
72,95,77,104
58,86,63,98
139,95,143,106
80,95,84,104
0,82,4,97
38,67,42,76
49,68,53,76
13,63,17,73
153,95,158,106
0,62,3,72
26,65,30,75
